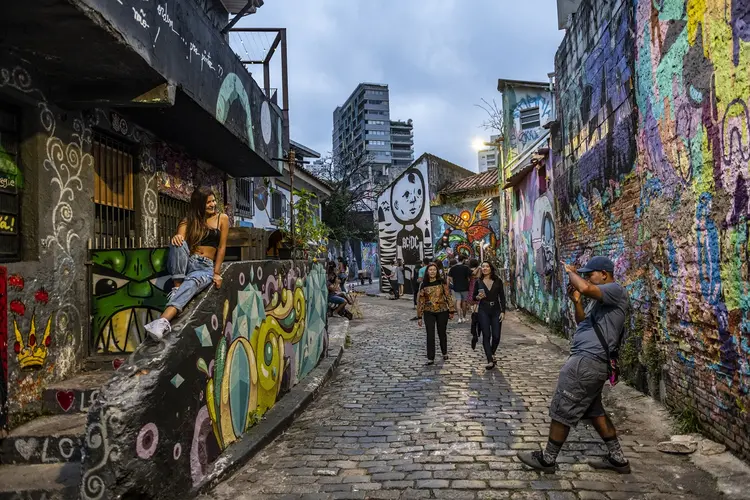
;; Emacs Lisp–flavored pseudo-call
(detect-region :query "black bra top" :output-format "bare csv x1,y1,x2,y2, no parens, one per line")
197,220,221,248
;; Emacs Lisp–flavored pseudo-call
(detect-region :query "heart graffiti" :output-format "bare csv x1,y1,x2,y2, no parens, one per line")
56,390,75,413
15,438,38,461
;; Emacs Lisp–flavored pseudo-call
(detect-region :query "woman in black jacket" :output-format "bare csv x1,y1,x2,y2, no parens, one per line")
472,261,506,370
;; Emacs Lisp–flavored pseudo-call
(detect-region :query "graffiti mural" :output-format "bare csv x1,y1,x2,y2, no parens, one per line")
0,267,6,429
430,198,499,262
629,0,750,455
81,261,329,499
509,165,561,323
555,0,750,460
90,249,170,354
377,159,433,294
360,242,380,280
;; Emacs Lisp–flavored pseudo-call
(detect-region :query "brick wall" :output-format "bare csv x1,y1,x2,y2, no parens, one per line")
556,0,750,460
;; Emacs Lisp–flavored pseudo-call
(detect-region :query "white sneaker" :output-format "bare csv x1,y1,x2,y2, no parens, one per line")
145,318,171,341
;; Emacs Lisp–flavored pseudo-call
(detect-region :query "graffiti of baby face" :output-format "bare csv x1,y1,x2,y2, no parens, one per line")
390,170,425,225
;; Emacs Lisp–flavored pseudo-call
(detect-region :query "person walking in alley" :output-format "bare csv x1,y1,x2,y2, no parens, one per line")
472,261,505,369
417,263,455,365
448,255,471,323
145,188,229,340
518,256,630,474
385,260,401,300
466,258,482,349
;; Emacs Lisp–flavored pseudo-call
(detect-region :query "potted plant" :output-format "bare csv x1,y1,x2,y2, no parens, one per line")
278,189,330,261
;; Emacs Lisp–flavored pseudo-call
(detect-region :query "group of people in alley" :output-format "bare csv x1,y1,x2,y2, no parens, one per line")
141,186,631,478
387,253,631,475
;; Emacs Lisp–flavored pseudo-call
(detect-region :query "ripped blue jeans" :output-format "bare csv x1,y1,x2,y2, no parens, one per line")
166,242,214,313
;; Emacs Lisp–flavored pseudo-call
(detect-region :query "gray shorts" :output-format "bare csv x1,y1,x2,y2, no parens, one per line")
549,355,609,428
453,290,469,300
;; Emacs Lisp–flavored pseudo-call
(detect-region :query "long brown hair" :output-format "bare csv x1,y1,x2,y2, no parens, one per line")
185,187,216,251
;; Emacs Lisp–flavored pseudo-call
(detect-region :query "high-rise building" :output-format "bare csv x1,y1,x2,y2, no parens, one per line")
332,83,414,185
390,119,414,178
477,134,501,172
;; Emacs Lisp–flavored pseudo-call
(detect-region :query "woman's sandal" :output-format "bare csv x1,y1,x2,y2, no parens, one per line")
425,360,435,366
485,361,496,370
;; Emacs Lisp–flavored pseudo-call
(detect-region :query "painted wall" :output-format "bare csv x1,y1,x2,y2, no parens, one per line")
503,85,553,165
0,63,95,427
377,159,433,294
430,198,500,263
508,162,561,324
361,241,380,279
556,0,750,459
90,249,170,354
81,260,329,499
634,0,750,459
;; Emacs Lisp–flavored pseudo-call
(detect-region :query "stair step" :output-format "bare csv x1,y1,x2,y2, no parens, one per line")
0,414,86,465
0,462,80,499
42,372,112,415
83,354,127,372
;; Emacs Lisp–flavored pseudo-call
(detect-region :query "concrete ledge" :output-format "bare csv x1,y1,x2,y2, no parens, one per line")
192,319,349,497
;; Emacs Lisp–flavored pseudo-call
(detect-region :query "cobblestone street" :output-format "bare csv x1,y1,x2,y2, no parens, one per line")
204,296,721,500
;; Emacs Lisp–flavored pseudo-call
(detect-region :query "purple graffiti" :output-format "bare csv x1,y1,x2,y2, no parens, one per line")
732,0,750,66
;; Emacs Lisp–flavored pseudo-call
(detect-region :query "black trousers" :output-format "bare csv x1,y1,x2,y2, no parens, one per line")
478,308,502,362
390,280,400,299
424,310,449,360
413,283,419,305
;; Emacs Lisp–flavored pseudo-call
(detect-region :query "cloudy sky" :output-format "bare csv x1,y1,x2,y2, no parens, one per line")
234,1,564,172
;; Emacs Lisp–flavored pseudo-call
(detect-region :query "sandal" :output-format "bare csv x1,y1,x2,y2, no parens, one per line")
443,354,449,361
425,360,435,366
485,361,496,370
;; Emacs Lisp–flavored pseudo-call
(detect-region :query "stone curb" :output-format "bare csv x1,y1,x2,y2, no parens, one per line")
191,320,349,497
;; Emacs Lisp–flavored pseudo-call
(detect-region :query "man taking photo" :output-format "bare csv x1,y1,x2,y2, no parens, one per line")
518,256,630,474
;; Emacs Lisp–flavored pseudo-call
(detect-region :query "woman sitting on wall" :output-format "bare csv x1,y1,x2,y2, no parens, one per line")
145,188,229,340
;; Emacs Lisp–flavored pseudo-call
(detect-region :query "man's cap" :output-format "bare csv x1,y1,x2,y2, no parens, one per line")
577,256,614,275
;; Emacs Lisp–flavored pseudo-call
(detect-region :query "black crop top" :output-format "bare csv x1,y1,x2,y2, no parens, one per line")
197,220,221,248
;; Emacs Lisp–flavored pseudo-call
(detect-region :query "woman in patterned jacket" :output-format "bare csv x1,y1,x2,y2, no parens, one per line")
417,263,456,365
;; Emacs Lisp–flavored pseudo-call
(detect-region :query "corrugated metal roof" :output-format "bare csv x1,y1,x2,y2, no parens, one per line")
440,168,499,194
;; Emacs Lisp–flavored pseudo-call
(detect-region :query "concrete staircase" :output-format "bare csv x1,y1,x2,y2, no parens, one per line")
0,361,120,499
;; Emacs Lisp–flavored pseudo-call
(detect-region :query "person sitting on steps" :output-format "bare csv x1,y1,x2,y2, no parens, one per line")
145,188,229,340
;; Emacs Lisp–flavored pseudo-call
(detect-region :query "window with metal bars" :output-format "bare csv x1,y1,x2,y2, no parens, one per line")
158,194,190,246
271,190,286,221
93,133,136,249
0,105,21,261
235,178,254,218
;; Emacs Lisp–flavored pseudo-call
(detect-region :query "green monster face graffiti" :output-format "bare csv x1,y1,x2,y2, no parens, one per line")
91,249,170,353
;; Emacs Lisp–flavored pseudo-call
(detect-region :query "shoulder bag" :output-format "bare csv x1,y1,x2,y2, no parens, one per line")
592,320,624,386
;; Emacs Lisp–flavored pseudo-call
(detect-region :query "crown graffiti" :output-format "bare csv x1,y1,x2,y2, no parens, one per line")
14,314,53,369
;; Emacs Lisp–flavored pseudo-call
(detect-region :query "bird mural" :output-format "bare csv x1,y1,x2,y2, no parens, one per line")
441,198,497,247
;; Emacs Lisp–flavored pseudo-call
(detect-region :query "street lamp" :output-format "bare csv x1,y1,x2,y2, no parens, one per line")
472,137,486,151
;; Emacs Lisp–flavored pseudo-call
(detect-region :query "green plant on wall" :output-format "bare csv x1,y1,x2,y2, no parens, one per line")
278,188,330,259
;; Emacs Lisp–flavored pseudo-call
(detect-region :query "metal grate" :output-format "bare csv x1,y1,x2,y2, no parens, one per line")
93,133,136,249
158,194,190,246
0,105,21,261
235,178,254,218
271,190,286,221
520,107,541,130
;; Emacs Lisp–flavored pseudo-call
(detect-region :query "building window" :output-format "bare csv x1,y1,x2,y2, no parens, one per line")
235,178,254,218
271,190,287,221
93,133,136,248
520,107,541,130
158,194,190,245
538,164,547,194
514,187,522,211
0,105,21,261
